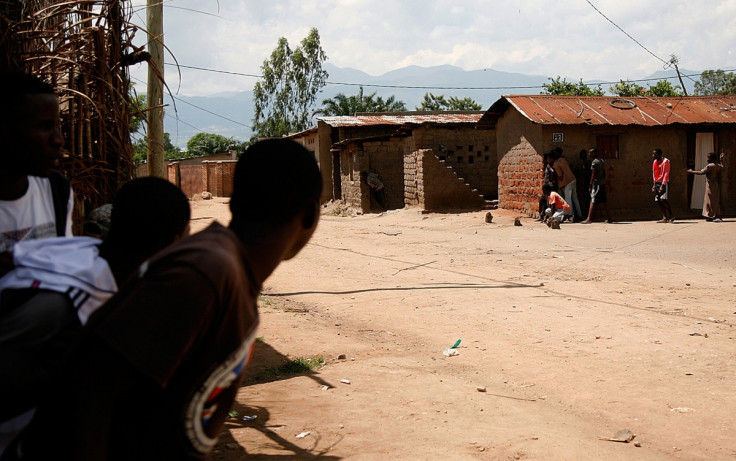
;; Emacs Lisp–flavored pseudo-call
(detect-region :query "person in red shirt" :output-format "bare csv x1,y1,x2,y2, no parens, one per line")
542,183,572,225
652,148,674,223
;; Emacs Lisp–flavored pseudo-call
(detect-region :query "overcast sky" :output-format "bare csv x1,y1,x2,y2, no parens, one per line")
128,0,736,96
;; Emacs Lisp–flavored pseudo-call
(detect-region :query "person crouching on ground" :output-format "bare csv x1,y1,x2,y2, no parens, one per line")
543,183,572,225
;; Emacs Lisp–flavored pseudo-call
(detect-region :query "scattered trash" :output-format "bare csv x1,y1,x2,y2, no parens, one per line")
670,407,694,413
242,415,257,421
477,386,487,392
443,348,459,357
321,385,330,391
634,441,642,447
514,217,522,226
599,429,636,443
485,212,493,223
689,332,702,336
539,282,545,287
340,379,351,384
228,411,239,419
450,339,461,349
337,354,347,360
296,431,311,439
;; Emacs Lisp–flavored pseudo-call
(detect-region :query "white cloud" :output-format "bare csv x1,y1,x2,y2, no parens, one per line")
129,0,736,95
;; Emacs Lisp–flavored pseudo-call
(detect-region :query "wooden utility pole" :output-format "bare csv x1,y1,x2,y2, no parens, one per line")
146,0,165,177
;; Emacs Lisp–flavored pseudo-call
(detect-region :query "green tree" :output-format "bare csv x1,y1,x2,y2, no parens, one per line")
694,69,736,95
541,77,604,96
416,92,483,111
186,133,245,158
252,28,328,139
133,133,180,163
129,93,146,134
316,86,406,115
610,80,683,97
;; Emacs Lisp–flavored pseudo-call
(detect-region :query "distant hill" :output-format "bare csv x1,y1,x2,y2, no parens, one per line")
161,63,704,148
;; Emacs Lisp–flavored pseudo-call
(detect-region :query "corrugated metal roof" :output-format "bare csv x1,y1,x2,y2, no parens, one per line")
317,112,484,127
484,95,736,126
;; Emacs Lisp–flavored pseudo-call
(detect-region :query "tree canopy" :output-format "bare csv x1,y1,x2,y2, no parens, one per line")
252,28,328,139
694,69,736,95
609,80,683,97
133,133,179,163
541,77,604,96
416,93,482,111
186,133,245,158
315,86,406,115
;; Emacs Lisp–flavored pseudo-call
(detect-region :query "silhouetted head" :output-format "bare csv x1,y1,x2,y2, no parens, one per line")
652,148,663,160
707,152,718,163
230,138,322,259
542,184,553,196
105,177,191,255
0,72,63,177
588,147,599,159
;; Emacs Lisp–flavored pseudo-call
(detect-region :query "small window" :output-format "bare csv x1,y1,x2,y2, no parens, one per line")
457,156,464,163
484,145,489,151
455,145,463,151
468,156,474,164
448,150,455,156
477,151,481,157
484,156,490,161
468,145,474,152
596,135,619,159
438,155,446,161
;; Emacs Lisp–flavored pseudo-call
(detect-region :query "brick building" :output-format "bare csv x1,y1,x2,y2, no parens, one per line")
479,95,736,219
309,112,496,213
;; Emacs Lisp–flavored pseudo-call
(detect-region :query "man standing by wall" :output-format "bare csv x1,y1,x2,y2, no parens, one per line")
652,148,674,223
581,148,613,224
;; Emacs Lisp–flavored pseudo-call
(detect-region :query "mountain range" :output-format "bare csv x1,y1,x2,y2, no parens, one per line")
161,63,703,148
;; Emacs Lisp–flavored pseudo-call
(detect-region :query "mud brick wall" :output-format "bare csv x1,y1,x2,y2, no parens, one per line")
497,144,543,216
403,148,419,206
202,160,237,197
412,149,486,211
412,126,498,199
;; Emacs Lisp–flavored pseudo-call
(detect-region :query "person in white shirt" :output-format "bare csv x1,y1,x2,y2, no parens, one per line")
0,177,191,453
0,72,72,252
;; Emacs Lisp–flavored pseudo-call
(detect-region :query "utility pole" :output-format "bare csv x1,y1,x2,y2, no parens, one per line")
146,0,165,177
670,55,688,96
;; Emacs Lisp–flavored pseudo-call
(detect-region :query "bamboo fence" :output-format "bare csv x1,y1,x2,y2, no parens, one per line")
1,0,147,230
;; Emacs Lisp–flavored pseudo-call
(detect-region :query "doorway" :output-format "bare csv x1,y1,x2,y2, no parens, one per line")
689,132,716,209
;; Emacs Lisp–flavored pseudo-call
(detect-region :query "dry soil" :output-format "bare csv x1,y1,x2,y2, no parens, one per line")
190,197,736,460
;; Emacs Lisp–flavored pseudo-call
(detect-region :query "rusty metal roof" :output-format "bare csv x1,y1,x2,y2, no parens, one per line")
481,95,736,127
317,111,484,127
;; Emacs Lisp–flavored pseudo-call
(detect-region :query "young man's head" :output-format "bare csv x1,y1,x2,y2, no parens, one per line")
652,148,663,160
229,138,322,260
707,152,718,163
104,177,191,257
542,184,553,196
588,147,599,159
0,72,64,178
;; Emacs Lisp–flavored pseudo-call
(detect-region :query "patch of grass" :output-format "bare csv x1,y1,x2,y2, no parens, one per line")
246,355,325,384
258,294,309,313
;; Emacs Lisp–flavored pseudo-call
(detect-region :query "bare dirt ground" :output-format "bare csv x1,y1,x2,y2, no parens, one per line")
190,197,736,460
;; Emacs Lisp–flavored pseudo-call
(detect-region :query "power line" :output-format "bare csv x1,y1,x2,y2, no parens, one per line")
584,0,669,66
164,62,727,91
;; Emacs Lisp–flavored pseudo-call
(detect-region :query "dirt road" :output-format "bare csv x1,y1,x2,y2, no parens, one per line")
190,198,736,460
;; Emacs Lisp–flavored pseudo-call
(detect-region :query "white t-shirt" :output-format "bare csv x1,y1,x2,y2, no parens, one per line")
0,176,73,252
0,237,116,325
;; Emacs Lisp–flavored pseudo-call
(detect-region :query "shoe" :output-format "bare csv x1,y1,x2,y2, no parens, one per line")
669,217,675,223
713,218,723,223
656,218,668,223
705,217,714,222
534,218,543,222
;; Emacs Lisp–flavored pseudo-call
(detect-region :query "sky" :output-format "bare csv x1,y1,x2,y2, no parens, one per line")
127,0,736,97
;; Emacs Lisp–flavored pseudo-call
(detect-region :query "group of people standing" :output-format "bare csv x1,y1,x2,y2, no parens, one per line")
538,145,726,227
537,146,611,225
